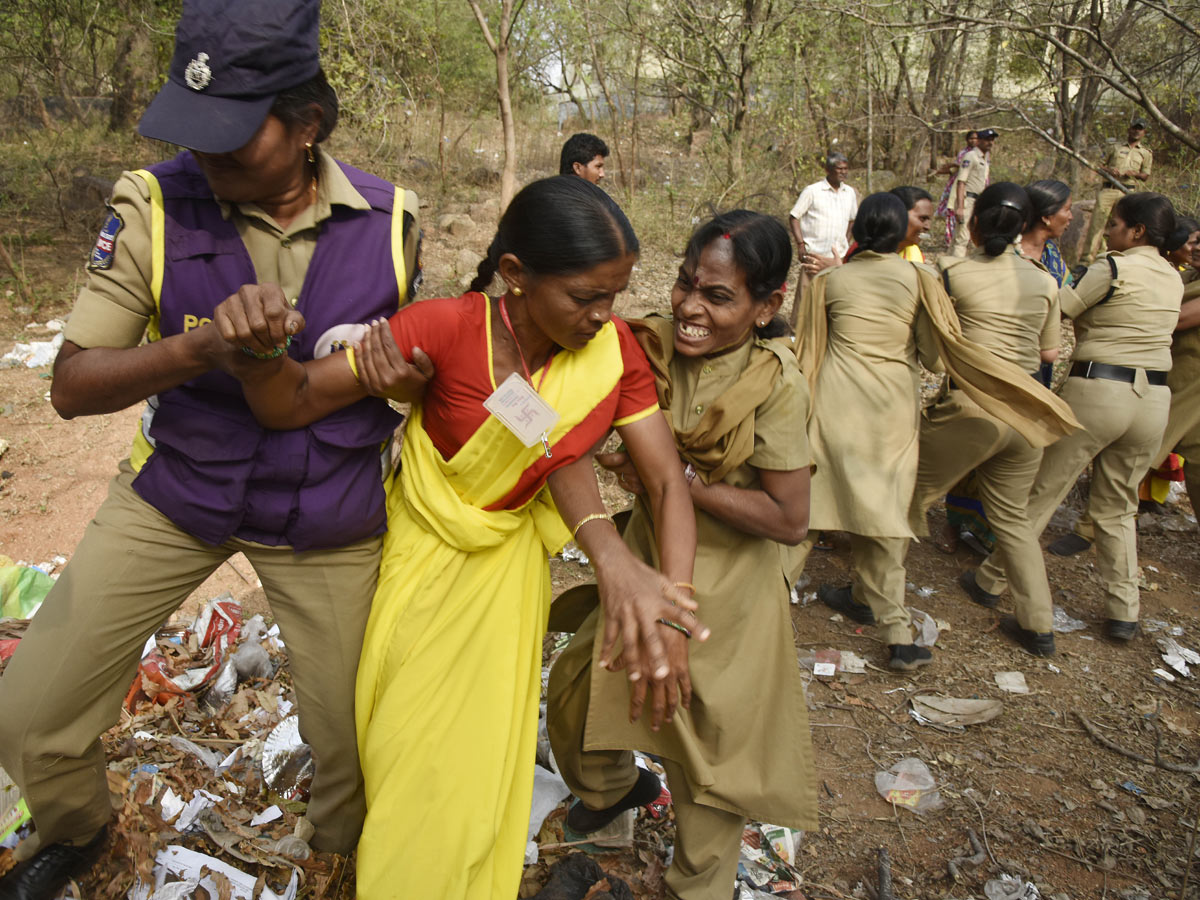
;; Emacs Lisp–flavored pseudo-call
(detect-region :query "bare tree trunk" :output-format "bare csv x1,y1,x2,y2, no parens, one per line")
977,26,1001,103
864,25,874,191
629,31,646,202
495,40,516,209
582,0,626,189
466,0,519,210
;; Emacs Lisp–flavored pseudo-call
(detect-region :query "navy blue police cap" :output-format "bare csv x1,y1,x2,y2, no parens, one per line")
977,128,999,140
138,0,321,154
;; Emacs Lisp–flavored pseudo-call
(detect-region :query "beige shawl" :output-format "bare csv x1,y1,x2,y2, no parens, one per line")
796,260,1080,448
628,316,792,483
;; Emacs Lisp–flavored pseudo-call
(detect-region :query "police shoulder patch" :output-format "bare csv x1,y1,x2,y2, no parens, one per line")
88,207,124,270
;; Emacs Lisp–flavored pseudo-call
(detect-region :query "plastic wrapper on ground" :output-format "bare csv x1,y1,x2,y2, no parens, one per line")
874,757,943,814
1051,606,1087,633
0,555,56,619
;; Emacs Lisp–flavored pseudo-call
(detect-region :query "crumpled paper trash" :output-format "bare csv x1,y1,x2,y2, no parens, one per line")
1158,637,1200,678
127,845,298,900
984,873,1042,899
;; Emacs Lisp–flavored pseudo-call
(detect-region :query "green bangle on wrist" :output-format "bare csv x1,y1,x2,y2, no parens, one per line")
658,618,691,639
241,335,292,360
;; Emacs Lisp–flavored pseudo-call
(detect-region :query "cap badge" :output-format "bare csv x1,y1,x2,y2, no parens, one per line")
185,52,212,91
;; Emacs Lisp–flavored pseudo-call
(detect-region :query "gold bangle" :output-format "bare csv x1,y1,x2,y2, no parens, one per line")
571,512,613,540
673,582,697,594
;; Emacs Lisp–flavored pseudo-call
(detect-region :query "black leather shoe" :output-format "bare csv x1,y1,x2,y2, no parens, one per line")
565,767,660,836
1105,619,1139,641
817,584,876,625
888,644,933,671
1047,532,1092,557
998,615,1056,657
957,569,1000,608
0,827,107,900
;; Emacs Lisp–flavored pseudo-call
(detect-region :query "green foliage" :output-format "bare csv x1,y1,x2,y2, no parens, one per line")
321,0,496,131
1,0,1198,232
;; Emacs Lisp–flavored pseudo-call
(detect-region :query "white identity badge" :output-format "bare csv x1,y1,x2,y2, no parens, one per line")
483,372,560,454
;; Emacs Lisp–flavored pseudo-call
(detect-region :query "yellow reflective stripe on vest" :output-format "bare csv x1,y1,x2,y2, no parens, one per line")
128,169,165,471
131,168,165,342
392,186,409,307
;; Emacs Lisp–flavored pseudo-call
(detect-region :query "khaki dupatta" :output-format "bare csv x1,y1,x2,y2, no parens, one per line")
628,316,791,484
797,259,1081,448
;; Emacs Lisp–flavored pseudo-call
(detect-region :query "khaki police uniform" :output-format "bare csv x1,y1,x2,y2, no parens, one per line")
1083,142,1152,264
0,152,420,858
910,250,1061,632
975,246,1182,624
1152,272,1200,509
949,147,989,257
549,337,817,900
805,253,940,644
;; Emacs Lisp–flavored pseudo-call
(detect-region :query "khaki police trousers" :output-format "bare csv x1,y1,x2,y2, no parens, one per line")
548,642,745,900
0,463,381,859
783,536,912,644
1084,188,1125,264
949,197,977,257
911,391,1052,632
976,376,1170,623
849,534,912,645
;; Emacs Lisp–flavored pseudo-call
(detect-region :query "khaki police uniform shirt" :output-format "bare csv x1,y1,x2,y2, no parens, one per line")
808,252,940,537
938,248,1060,373
1104,142,1153,190
1060,245,1182,370
65,151,421,349
952,146,989,196
556,336,819,831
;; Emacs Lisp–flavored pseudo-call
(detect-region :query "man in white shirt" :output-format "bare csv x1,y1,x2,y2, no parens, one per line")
788,153,858,327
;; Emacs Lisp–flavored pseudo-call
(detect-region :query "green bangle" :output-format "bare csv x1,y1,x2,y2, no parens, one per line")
657,618,691,639
241,335,292,360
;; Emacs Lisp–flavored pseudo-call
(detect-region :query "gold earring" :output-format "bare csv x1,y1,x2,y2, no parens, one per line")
305,142,315,164
511,286,523,296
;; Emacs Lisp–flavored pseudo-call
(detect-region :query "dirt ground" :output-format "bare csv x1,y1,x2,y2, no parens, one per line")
2,214,1199,900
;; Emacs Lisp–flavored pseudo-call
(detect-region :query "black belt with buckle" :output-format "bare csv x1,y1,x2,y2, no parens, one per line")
965,191,980,199
1070,360,1168,386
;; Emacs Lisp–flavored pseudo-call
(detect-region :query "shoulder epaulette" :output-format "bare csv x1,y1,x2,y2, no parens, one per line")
1099,256,1119,305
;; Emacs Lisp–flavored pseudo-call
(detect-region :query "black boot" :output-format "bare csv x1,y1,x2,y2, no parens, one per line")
1047,532,1092,557
1105,619,1139,641
0,827,107,900
888,644,933,671
817,584,876,625
998,615,1056,657
564,767,660,836
957,569,1000,608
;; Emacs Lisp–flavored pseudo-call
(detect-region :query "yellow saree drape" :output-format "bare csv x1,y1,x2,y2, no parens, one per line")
355,322,623,900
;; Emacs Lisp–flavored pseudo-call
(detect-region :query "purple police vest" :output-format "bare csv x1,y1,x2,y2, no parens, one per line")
131,151,403,551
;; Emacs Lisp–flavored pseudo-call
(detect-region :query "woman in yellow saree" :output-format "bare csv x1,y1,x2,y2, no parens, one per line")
214,176,703,899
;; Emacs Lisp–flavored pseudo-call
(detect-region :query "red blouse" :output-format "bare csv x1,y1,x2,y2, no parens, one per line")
388,292,660,508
